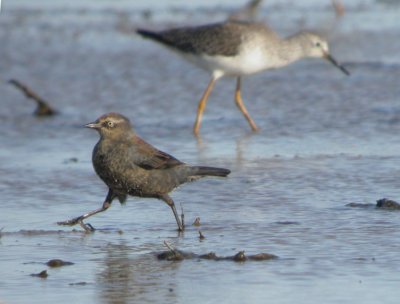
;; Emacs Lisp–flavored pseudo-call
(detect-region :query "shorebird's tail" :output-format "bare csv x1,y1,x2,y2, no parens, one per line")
136,29,166,44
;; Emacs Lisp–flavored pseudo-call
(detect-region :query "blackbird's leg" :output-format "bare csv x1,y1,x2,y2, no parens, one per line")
234,77,259,132
193,77,217,136
160,194,184,231
57,188,116,232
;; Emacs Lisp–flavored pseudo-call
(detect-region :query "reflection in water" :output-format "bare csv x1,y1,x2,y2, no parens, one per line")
97,243,180,304
195,130,258,165
235,132,259,164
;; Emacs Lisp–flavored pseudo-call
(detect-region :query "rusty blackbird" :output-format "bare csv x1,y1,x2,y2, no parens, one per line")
58,113,230,231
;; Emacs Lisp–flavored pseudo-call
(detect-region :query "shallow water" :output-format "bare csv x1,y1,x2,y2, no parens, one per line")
1,0,400,303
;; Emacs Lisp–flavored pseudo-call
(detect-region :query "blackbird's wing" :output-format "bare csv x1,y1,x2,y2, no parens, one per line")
131,136,184,170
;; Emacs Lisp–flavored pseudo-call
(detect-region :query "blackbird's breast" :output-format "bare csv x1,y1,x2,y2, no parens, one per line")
91,141,157,197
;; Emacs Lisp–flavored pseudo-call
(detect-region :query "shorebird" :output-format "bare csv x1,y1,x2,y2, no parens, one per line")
58,113,230,231
137,20,349,135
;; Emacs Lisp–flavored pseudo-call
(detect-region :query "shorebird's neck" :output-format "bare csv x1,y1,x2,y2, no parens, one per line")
274,32,309,67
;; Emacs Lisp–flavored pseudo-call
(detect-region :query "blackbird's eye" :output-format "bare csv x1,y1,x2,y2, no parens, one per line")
105,121,114,128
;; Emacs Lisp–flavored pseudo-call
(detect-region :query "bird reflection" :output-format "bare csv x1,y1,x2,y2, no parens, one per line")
97,242,180,304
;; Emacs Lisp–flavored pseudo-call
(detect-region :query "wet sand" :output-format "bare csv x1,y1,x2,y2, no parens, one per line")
1,0,400,303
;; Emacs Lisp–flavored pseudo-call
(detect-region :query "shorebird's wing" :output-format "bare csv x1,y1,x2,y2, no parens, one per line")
137,21,244,57
131,136,184,170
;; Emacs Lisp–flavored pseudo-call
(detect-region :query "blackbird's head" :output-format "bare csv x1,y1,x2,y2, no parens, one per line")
85,112,133,138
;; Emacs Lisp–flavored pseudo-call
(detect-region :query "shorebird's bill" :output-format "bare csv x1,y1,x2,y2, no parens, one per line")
324,53,350,76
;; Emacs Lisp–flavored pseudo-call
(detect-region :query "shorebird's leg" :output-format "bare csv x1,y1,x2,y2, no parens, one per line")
160,194,184,232
57,188,116,231
193,77,217,136
234,77,259,132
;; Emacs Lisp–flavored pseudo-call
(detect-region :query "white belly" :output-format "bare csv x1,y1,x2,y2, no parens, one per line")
182,47,275,78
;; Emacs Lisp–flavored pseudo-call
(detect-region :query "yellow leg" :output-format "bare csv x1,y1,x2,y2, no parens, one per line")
234,77,259,132
193,77,217,136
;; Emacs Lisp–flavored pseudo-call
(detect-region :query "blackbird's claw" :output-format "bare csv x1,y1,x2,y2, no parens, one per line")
79,221,96,232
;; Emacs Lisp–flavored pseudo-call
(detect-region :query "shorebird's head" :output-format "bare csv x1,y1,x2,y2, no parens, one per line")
301,32,350,76
85,112,133,138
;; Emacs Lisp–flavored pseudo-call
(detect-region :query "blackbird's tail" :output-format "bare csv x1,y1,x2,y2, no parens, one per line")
193,166,231,177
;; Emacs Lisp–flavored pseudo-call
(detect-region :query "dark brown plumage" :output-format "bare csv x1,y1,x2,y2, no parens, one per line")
58,112,230,231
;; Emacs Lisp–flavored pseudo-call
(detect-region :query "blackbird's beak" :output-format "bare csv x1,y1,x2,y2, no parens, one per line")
324,52,350,76
85,121,101,129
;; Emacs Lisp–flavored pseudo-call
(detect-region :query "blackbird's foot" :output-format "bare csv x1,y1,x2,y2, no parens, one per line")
57,217,96,232
57,216,83,226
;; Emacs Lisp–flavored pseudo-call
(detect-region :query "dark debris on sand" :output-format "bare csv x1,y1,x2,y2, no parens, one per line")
46,259,74,267
346,198,400,210
157,244,277,262
376,198,400,210
198,231,205,240
192,217,201,226
30,270,48,279
346,202,375,208
69,282,90,286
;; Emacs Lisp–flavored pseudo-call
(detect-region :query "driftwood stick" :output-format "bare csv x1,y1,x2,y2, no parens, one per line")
163,241,183,260
8,79,57,116
198,230,205,240
163,241,176,253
